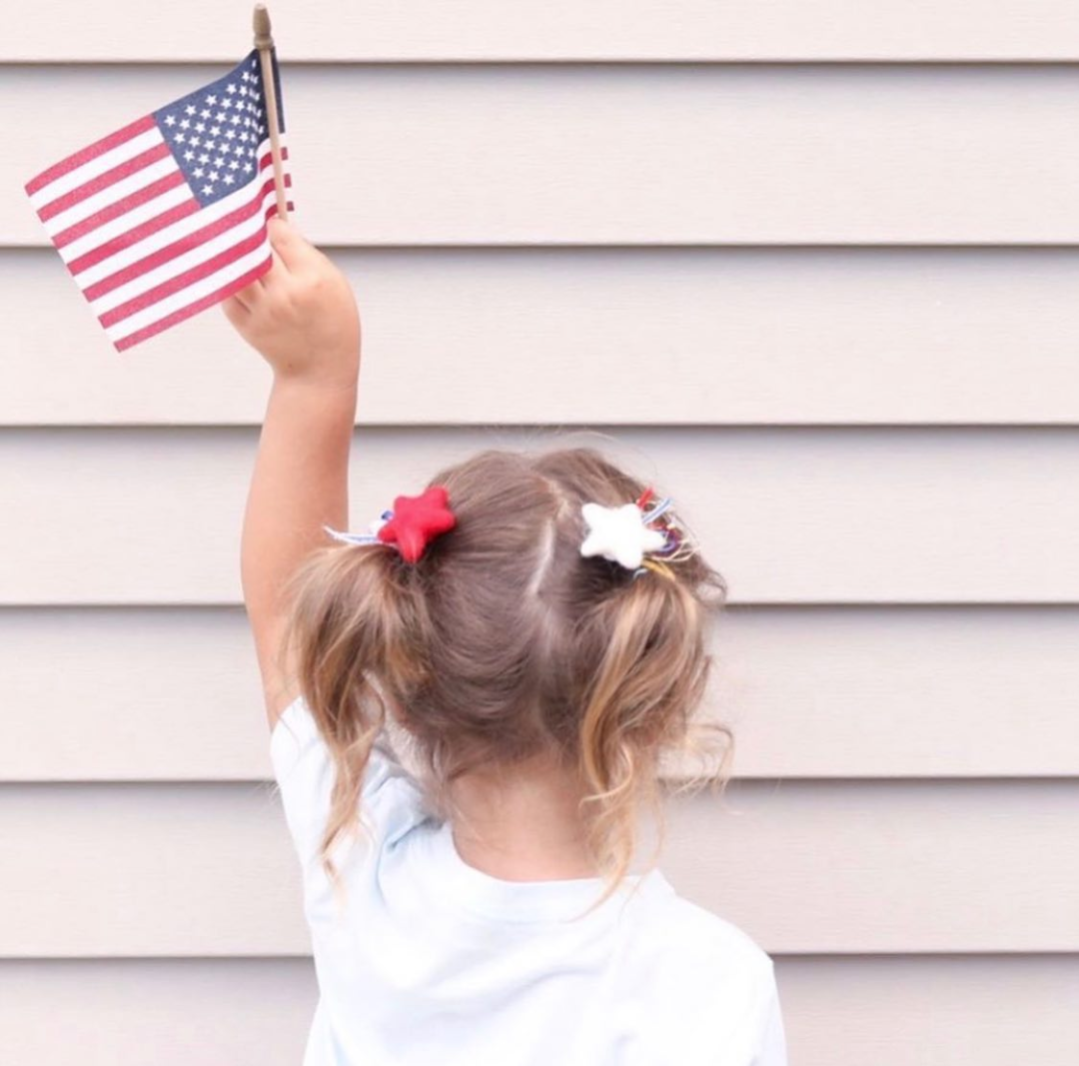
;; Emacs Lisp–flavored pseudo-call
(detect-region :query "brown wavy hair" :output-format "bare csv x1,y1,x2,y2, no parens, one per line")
276,443,733,917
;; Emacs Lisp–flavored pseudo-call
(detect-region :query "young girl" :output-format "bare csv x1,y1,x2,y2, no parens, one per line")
224,218,788,1065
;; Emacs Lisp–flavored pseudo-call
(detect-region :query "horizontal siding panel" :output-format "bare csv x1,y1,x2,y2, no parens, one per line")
0,608,265,782
3,427,1079,606
8,66,1079,246
3,1,1077,61
783,955,1079,1065
711,606,1079,778
9,248,1079,425
1,780,1075,956
0,960,316,1066
2,957,1078,1066
5,606,1079,781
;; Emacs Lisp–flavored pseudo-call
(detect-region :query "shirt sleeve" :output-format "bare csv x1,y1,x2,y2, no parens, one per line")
269,692,428,878
751,961,789,1066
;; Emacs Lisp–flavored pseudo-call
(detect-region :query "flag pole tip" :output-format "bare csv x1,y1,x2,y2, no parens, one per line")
253,4,273,47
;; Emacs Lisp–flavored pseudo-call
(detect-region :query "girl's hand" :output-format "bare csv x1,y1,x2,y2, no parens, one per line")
223,216,361,390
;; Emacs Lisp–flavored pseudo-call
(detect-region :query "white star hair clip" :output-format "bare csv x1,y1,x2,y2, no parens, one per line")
581,502,667,569
580,488,693,578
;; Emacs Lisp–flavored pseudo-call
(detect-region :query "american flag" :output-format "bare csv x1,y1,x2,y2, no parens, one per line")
25,49,294,352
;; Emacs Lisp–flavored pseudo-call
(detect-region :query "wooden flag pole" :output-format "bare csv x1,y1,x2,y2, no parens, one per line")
253,4,289,219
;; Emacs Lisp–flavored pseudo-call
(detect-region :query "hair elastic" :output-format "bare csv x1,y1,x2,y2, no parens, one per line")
636,557,677,581
324,485,456,564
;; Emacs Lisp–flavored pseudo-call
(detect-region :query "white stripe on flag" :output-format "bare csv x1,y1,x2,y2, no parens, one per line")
59,184,194,264
28,128,166,211
105,240,272,343
75,137,283,286
42,156,181,238
90,207,269,315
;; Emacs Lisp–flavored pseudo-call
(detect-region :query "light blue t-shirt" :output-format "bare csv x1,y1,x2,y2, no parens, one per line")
270,693,788,1066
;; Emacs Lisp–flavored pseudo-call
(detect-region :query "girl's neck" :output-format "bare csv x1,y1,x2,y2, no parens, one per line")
446,752,601,882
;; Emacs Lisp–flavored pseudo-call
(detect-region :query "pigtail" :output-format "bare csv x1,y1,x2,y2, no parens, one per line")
567,497,734,916
277,542,431,886
571,572,702,912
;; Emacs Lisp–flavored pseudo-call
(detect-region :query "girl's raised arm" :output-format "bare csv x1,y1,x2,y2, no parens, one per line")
222,217,362,729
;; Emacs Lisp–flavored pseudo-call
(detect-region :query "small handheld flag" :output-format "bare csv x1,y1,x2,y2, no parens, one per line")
24,14,294,352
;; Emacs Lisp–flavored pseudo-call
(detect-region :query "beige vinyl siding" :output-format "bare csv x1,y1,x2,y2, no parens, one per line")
7,67,1079,247
3,0,1077,61
6,248,1079,426
3,9,1077,1064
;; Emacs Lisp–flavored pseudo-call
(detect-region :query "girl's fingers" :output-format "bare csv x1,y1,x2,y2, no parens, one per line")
231,276,263,307
255,241,288,292
221,293,249,327
266,214,308,273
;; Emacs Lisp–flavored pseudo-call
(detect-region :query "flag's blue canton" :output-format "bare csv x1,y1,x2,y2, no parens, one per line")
152,49,283,208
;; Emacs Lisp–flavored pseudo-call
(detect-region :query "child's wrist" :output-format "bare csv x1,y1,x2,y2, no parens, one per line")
272,351,360,395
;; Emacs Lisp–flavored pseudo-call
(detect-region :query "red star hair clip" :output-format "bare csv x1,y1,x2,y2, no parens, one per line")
323,485,457,564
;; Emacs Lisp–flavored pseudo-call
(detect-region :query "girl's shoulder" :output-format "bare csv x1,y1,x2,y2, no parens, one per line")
612,881,785,1061
626,878,777,1005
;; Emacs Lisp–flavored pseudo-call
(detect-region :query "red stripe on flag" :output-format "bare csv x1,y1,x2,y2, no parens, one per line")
25,115,157,196
99,228,268,328
73,175,279,280
264,201,297,220
37,142,172,222
258,146,291,172
67,200,201,276
113,256,272,352
84,197,266,302
256,176,282,201
257,169,292,203
53,171,187,249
